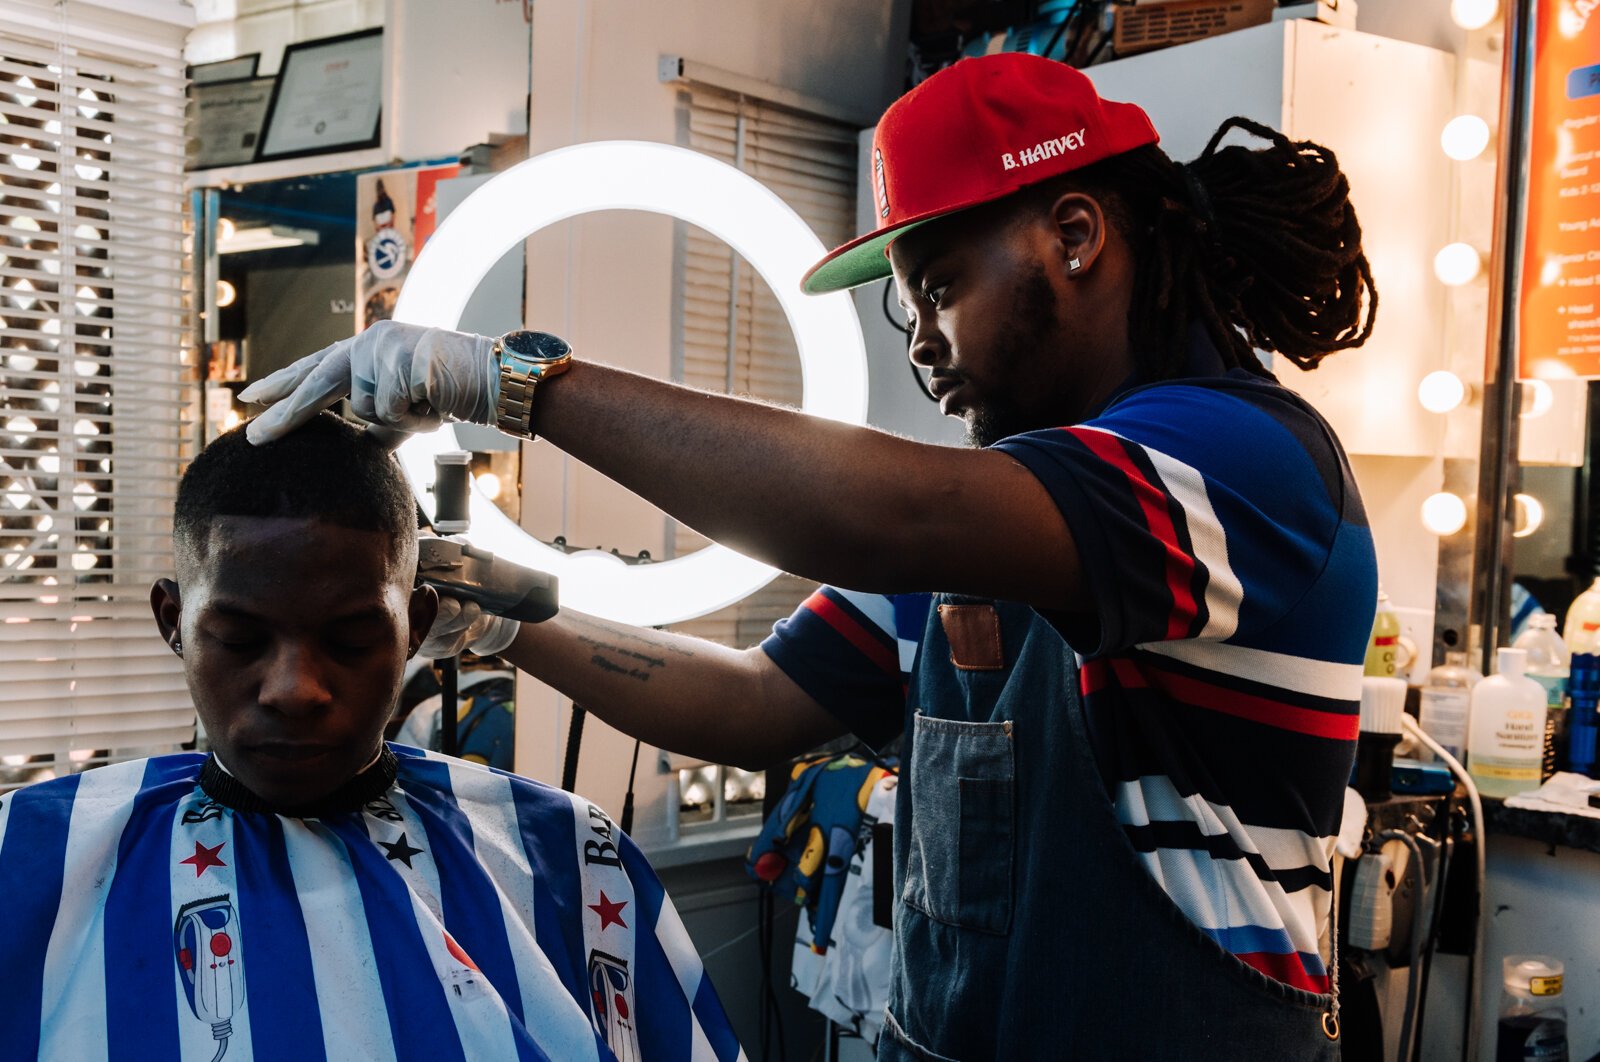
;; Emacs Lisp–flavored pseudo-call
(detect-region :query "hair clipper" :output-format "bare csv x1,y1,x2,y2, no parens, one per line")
418,534,559,623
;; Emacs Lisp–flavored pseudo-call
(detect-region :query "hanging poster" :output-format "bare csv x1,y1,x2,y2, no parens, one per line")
356,164,461,332
1519,0,1600,379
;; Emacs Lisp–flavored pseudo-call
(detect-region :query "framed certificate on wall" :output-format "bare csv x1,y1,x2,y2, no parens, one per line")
189,54,259,85
257,28,383,162
188,75,275,170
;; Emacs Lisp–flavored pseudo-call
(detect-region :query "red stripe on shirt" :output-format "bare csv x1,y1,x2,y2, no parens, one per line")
1064,427,1199,640
804,592,900,678
1236,951,1329,994
1103,657,1359,741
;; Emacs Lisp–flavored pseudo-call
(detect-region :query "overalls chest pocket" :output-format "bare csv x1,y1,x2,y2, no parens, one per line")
901,712,1016,935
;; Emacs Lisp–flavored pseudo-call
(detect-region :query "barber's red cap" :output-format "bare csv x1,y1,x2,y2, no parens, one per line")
802,53,1158,295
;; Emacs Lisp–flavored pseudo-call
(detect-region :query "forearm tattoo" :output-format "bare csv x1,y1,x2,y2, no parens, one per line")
571,614,695,684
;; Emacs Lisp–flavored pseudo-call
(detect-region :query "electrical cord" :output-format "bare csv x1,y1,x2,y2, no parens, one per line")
561,702,586,793
1374,829,1430,1062
1408,828,1454,1062
619,739,641,835
1402,714,1485,1062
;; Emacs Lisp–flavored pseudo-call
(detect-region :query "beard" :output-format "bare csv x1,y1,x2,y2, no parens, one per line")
962,264,1061,449
964,400,1030,448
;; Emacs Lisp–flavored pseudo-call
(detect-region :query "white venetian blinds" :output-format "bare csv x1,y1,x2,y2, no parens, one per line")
0,1,193,789
671,84,859,647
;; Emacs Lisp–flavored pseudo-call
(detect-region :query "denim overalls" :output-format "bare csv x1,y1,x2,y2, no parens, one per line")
876,595,1341,1061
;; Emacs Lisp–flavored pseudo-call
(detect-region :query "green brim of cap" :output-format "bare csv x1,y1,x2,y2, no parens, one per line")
801,218,932,295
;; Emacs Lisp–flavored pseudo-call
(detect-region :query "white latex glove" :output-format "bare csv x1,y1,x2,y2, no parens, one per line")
239,320,499,445
419,595,521,660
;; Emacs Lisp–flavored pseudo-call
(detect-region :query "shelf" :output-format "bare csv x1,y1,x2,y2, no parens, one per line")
1484,797,1600,855
184,147,395,190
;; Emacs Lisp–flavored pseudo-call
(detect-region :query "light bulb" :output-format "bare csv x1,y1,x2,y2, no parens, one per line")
1418,370,1469,413
475,471,503,500
1434,243,1483,286
1519,378,1554,419
1441,115,1491,161
1514,493,1544,538
217,217,236,241
1421,492,1469,536
215,279,236,308
1451,0,1498,30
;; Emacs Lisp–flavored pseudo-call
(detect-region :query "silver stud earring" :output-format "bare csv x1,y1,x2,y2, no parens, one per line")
1068,257,1082,272
171,637,182,655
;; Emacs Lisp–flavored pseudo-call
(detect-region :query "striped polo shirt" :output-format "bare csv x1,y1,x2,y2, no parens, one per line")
763,364,1376,994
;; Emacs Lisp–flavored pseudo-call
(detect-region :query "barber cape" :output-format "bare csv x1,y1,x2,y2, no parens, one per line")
0,744,745,1062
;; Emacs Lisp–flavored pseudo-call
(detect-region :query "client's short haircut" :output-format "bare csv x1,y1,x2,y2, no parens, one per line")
174,412,419,571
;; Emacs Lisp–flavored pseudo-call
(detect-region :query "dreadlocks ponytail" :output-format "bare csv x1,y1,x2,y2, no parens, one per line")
1061,116,1376,381
1185,116,1377,371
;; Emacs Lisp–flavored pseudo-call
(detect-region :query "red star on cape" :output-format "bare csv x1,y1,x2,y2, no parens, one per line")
180,840,227,878
588,891,629,931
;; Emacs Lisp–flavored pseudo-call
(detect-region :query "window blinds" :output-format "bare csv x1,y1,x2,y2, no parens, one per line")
671,85,859,647
0,1,193,791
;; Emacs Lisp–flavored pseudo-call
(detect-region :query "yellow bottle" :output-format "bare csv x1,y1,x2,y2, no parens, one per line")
1364,590,1402,678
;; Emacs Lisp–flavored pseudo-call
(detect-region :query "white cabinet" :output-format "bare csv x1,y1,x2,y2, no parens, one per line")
1089,21,1460,458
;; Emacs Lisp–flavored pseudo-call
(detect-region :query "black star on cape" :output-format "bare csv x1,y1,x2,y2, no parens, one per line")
379,831,424,868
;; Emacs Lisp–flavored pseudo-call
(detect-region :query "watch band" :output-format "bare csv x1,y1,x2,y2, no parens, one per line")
495,344,539,438
492,331,574,440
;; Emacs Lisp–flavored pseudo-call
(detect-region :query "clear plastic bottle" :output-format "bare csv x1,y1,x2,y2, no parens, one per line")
1515,615,1571,778
1496,955,1568,1062
1468,648,1549,799
1418,651,1478,763
1562,577,1600,655
1364,589,1402,678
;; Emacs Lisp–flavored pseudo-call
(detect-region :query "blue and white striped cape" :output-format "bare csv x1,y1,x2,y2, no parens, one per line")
0,744,745,1062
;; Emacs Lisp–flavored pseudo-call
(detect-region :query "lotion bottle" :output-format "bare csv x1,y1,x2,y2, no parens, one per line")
1468,648,1549,799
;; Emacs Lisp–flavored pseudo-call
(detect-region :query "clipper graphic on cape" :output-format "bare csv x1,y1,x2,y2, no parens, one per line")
174,895,244,1060
588,949,640,1062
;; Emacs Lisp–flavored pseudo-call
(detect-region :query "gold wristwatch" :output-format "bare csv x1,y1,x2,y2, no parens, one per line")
493,330,574,439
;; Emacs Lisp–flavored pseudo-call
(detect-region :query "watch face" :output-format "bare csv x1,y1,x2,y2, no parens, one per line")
502,330,571,362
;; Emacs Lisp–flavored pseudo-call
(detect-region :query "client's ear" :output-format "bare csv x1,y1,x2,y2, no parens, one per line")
150,578,182,651
407,583,439,657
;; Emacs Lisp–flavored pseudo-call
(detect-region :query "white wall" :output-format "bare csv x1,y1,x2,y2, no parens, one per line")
188,0,532,164
513,0,910,843
187,0,385,71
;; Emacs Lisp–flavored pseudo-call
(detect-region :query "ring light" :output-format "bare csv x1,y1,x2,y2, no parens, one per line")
394,141,870,626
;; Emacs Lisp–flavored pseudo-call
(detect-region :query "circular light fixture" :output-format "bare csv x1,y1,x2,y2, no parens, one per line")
1434,243,1483,287
215,279,236,308
1513,493,1544,538
1451,0,1498,29
393,141,869,627
1418,370,1469,413
1440,115,1491,161
1519,378,1554,419
475,471,502,501
1421,492,1469,536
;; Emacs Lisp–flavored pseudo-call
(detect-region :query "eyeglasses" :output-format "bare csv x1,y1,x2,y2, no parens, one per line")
881,280,938,403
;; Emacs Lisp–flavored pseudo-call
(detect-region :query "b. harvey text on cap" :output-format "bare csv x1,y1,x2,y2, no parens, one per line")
1002,129,1087,171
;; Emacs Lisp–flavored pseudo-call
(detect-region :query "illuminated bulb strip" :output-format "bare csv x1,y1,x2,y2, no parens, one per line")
1451,0,1498,30
1418,370,1469,414
1434,243,1483,286
1520,378,1554,419
393,141,869,627
1513,493,1544,538
1440,115,1491,161
1421,492,1469,536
